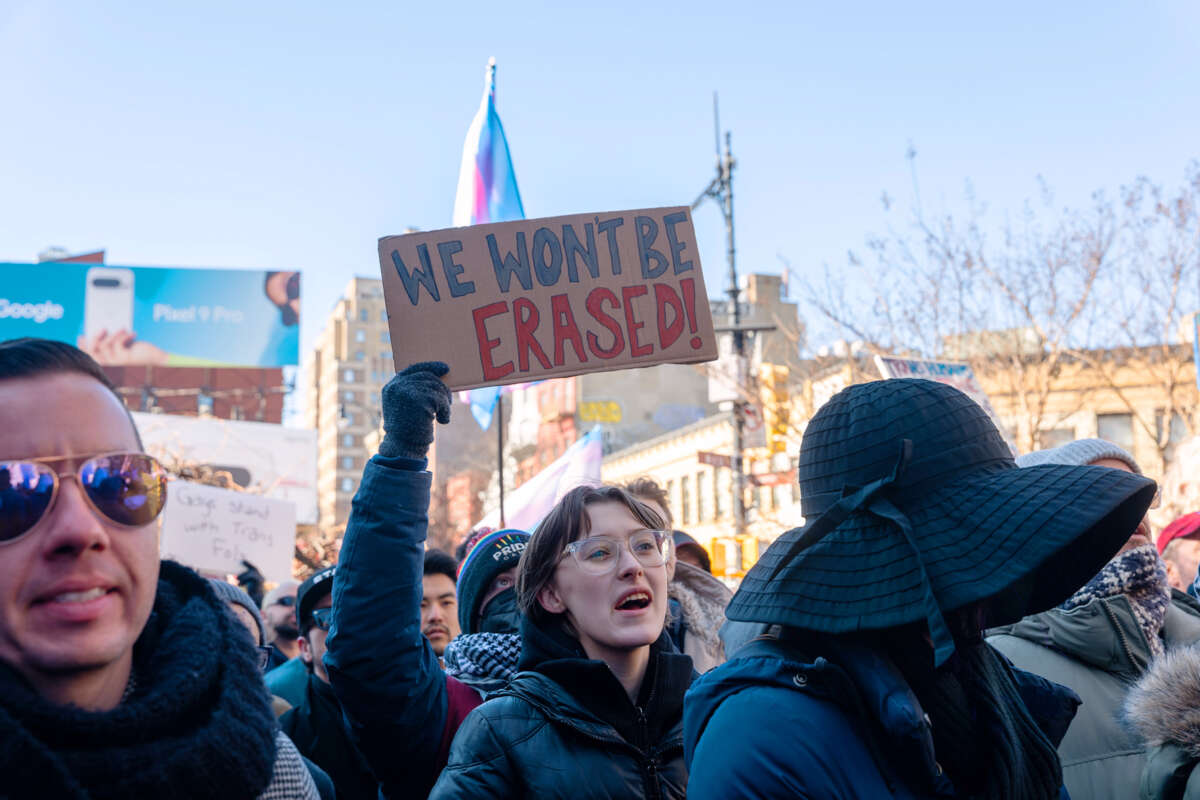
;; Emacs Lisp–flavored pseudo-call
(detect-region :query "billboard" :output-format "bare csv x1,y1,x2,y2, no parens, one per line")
0,262,299,367
133,412,318,524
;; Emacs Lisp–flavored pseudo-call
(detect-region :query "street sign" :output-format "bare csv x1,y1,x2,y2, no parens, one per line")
749,470,796,487
697,451,732,469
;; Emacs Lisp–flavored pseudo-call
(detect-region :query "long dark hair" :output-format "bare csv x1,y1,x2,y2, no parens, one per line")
516,484,666,627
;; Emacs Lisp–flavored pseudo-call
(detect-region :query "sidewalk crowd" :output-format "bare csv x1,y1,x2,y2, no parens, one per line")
7,337,1200,799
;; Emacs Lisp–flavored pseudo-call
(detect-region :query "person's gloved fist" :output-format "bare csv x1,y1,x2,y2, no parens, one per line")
378,361,452,460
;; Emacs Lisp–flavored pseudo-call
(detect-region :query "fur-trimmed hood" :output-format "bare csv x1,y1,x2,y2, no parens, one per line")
669,562,733,673
1125,643,1200,757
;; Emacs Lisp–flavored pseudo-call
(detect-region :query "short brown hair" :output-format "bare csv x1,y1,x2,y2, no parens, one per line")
0,337,141,447
517,484,666,627
624,476,673,526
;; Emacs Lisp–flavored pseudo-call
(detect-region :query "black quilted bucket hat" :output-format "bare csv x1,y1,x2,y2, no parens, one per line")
726,378,1156,666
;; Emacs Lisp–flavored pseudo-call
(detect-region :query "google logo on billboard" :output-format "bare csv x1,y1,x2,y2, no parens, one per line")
0,299,65,324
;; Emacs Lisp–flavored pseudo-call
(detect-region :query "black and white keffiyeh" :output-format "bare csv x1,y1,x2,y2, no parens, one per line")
443,633,521,698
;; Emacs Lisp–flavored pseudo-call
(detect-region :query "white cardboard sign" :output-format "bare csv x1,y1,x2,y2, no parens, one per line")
160,482,297,582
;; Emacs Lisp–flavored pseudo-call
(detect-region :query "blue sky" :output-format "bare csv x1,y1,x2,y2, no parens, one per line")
2,0,1198,360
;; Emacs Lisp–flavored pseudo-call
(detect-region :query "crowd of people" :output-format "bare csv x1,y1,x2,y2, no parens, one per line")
7,337,1200,799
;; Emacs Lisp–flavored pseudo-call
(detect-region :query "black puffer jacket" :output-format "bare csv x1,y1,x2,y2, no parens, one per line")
429,615,694,799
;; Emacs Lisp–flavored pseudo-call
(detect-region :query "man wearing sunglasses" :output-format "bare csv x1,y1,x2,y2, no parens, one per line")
282,566,378,800
262,580,301,667
0,338,319,799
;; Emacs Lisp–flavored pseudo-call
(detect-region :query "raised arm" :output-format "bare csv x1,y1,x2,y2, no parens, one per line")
324,362,454,799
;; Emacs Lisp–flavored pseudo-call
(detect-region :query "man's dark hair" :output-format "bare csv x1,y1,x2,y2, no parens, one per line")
0,338,141,446
424,549,458,584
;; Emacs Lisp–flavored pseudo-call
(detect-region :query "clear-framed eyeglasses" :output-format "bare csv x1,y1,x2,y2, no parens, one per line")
562,529,673,575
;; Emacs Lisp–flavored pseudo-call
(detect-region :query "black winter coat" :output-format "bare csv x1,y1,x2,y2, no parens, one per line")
429,616,695,799
280,673,378,800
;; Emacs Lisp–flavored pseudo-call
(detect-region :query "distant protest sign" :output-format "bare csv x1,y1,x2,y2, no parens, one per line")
160,482,297,582
378,207,718,390
874,356,1016,453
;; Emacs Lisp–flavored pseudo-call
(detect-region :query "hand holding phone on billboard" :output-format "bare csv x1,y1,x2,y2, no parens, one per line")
78,267,169,365
77,329,168,366
84,267,135,339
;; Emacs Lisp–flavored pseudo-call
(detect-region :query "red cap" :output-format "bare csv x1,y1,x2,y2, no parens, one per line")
1157,512,1200,553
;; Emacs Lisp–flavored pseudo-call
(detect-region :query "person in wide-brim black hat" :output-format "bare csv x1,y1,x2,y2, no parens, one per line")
683,378,1157,800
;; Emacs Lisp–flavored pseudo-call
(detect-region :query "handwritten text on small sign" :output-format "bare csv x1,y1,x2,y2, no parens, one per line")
160,482,297,582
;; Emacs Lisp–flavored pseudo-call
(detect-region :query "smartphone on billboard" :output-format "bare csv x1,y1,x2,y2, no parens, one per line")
84,267,135,339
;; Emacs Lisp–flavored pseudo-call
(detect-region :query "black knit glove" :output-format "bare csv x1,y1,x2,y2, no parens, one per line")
378,361,452,460
237,560,266,608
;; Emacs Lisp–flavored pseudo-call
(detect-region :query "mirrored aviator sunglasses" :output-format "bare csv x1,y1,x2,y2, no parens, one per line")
0,452,169,544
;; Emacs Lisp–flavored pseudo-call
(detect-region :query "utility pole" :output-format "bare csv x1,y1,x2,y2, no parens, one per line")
693,94,753,561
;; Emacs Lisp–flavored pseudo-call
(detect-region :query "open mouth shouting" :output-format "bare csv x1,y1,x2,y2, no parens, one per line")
614,589,653,613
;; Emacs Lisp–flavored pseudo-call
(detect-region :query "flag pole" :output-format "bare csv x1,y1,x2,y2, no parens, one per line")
497,393,506,527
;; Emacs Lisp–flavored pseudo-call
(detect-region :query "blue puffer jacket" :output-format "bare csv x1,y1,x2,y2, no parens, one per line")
684,633,1080,799
324,456,481,800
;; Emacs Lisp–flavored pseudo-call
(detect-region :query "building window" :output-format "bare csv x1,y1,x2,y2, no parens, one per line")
381,309,388,322
344,390,355,402
341,477,354,492
230,406,244,421
355,328,366,343
197,392,213,415
712,469,722,519
680,476,691,526
342,456,354,470
343,433,355,447
355,350,365,361
381,330,390,344
359,309,368,322
696,471,707,522
344,369,356,382
1097,413,1135,453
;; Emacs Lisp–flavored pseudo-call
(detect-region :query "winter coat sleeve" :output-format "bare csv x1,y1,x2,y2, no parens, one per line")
1141,743,1200,800
323,455,449,800
427,706,522,800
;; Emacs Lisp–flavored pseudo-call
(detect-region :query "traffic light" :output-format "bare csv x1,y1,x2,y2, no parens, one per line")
760,365,790,454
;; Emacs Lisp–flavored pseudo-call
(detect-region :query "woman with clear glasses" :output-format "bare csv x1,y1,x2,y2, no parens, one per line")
429,484,695,799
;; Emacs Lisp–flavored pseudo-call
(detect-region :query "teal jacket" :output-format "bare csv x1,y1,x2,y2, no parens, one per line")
685,631,1077,799
988,590,1200,800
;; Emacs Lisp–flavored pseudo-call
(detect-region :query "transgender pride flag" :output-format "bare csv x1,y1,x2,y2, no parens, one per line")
452,57,525,227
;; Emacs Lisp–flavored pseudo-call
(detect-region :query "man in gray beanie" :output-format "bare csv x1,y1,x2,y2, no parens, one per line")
989,438,1200,800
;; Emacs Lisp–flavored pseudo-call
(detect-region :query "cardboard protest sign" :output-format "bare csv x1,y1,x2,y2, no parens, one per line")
160,482,297,582
378,207,718,390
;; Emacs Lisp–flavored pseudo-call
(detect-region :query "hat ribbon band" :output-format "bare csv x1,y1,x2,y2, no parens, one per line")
800,437,1013,518
768,439,957,666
